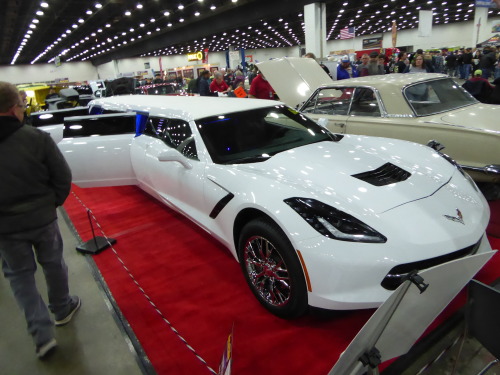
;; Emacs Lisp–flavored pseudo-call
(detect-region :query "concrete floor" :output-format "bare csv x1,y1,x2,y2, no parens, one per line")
0,210,150,375
0,208,498,375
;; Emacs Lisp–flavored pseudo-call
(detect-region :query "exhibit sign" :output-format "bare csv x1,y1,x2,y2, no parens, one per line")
187,51,204,62
329,250,496,375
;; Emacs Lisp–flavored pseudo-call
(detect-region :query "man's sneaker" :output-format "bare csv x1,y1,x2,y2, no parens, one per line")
36,338,57,359
55,296,81,326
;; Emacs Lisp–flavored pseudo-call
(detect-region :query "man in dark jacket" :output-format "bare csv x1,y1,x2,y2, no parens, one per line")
479,46,497,80
197,70,212,96
0,82,80,359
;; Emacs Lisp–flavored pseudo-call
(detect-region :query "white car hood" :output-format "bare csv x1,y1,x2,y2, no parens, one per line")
230,136,456,215
257,57,332,108
436,103,500,133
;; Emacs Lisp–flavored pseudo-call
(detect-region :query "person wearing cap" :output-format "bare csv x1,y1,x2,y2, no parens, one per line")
462,69,494,102
337,56,359,80
469,69,494,87
360,51,384,76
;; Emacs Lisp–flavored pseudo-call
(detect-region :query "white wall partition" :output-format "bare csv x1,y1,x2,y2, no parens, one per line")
0,61,99,85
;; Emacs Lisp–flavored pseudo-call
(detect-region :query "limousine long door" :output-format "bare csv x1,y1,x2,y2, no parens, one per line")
137,117,207,220
58,113,138,187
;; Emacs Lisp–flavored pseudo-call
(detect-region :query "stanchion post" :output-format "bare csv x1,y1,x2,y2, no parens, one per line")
76,209,116,254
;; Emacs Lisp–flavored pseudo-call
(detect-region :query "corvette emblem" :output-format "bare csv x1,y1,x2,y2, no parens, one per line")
444,209,464,225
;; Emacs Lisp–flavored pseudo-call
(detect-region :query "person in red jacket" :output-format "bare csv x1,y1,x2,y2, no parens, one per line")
248,69,275,100
209,71,230,95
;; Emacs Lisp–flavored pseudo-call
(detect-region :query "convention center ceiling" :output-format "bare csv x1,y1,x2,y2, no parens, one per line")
1,0,498,66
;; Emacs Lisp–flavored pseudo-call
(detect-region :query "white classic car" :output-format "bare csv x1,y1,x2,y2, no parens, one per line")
55,95,491,318
257,57,500,184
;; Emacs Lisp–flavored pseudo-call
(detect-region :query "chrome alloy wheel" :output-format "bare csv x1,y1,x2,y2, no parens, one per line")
243,235,291,307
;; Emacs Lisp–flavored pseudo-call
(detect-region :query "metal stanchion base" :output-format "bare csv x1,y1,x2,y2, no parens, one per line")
76,236,116,255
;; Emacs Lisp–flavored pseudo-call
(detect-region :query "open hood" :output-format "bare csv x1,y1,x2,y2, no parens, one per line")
257,57,333,108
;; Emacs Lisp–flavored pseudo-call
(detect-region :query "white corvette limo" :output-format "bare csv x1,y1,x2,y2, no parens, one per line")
48,95,491,318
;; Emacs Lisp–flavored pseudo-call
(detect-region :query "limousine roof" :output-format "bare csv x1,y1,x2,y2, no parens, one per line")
90,95,282,120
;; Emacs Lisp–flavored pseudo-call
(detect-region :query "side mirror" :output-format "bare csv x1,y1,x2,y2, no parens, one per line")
427,140,445,152
157,149,193,169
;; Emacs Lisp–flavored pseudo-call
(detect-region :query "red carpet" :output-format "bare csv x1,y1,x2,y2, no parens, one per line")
487,200,500,238
64,185,500,374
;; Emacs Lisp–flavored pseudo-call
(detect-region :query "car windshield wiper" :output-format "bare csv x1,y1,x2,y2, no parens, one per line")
226,154,272,164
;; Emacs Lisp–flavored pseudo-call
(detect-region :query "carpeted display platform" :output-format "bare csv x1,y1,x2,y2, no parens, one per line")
64,185,500,375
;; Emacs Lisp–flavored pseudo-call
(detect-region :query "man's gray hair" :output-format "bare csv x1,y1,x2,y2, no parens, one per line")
0,82,20,113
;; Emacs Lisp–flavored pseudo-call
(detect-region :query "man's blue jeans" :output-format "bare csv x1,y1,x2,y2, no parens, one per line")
0,220,71,346
461,64,472,79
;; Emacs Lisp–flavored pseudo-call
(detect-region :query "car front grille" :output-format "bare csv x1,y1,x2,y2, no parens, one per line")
381,237,483,290
352,163,411,187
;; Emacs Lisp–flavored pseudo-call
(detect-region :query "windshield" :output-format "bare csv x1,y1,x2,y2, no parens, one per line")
146,85,176,95
404,78,477,116
196,104,335,164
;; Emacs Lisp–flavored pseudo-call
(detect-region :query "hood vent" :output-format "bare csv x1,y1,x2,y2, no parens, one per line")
352,163,411,187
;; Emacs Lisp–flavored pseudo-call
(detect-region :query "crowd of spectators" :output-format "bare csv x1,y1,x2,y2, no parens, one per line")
343,46,500,82
129,44,500,103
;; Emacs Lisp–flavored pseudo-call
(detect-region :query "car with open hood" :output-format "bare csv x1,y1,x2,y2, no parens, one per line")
257,57,500,184
54,95,491,318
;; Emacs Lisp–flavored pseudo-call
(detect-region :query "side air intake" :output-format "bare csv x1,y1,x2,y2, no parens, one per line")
351,163,411,187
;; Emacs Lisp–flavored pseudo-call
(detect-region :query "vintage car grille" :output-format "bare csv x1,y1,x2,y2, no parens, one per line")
381,237,483,290
352,163,411,187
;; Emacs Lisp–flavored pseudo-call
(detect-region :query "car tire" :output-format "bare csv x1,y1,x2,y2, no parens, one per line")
238,218,308,319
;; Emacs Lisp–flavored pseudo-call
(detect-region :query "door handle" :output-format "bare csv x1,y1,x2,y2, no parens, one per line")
334,122,345,128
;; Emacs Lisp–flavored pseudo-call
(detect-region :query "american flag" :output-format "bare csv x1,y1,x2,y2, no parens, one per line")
340,26,355,39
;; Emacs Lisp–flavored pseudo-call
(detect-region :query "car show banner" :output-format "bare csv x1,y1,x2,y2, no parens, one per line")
418,10,433,37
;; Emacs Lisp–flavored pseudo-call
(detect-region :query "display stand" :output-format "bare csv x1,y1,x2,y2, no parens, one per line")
76,209,116,254
467,279,500,375
329,251,495,375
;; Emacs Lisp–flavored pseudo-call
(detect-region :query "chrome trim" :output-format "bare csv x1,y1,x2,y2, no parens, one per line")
461,164,500,176
444,209,465,225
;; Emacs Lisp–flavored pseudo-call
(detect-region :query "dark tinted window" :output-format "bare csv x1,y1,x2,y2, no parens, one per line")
31,107,89,128
63,114,136,138
145,117,198,160
196,104,333,164
146,85,176,95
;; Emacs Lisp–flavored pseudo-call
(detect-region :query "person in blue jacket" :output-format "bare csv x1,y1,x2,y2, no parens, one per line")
337,56,359,80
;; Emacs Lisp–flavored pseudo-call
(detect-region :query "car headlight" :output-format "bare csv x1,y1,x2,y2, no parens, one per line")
284,198,387,243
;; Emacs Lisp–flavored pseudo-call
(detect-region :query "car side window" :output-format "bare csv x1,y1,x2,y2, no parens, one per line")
146,117,199,160
302,88,353,116
349,88,381,117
